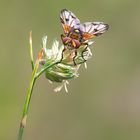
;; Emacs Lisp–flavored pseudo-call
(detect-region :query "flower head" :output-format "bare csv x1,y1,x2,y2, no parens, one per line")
40,36,93,92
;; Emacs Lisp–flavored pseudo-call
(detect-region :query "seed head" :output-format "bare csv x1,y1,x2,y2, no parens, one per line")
40,36,93,92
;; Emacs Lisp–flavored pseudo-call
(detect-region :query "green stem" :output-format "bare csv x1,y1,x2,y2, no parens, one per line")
17,63,38,140
35,62,58,79
17,61,59,140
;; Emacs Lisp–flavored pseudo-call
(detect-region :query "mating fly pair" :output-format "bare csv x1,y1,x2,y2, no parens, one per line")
60,9,109,54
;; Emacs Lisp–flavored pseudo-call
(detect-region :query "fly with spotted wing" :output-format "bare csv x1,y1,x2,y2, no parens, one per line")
60,9,109,49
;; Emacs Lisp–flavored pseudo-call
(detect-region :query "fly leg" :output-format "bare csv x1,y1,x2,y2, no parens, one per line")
73,50,77,65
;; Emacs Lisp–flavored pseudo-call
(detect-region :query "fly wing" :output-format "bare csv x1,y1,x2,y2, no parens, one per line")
60,9,80,35
79,22,109,41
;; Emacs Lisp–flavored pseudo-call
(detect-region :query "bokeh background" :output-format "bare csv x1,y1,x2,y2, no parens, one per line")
1,0,140,140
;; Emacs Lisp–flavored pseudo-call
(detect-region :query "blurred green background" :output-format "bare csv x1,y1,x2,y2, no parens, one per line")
1,0,140,140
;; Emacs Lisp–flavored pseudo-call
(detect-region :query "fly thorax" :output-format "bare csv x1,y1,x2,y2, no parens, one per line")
69,29,82,41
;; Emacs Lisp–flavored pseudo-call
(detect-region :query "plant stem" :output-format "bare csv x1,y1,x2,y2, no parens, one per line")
17,52,59,140
35,62,58,79
18,31,60,139
17,63,38,140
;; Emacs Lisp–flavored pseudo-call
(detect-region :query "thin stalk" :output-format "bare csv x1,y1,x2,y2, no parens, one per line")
17,63,38,140
17,47,52,140
17,32,60,139
17,62,59,140
35,62,58,79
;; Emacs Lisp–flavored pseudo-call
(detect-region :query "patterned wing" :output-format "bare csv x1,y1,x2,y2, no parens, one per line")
60,9,80,35
78,22,109,41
